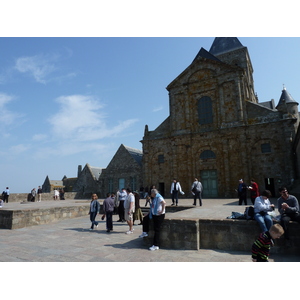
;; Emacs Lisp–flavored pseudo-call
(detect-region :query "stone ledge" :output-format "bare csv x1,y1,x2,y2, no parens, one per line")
146,218,300,255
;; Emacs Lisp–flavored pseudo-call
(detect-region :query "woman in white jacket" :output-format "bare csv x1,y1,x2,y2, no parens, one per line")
254,190,275,233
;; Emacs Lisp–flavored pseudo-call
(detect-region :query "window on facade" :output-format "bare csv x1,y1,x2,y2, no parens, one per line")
108,178,113,193
198,96,213,125
261,143,271,153
119,178,125,190
158,154,164,163
130,176,137,191
200,150,216,160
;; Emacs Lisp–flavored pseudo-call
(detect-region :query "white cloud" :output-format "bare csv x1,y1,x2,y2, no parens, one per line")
153,106,163,112
10,143,30,154
48,94,138,142
0,93,24,128
32,134,48,141
14,53,58,84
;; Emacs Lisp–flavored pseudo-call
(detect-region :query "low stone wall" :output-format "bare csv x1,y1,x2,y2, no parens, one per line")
147,218,300,255
6,192,79,202
0,204,90,229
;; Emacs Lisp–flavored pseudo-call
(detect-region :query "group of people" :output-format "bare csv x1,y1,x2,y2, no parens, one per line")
88,188,166,251
251,186,300,262
237,178,260,205
170,178,203,206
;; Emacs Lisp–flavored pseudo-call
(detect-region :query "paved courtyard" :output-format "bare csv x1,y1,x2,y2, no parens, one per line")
1,198,300,262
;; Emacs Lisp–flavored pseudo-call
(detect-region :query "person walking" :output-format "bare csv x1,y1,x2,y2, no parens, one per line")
102,193,115,232
88,193,100,230
191,178,203,206
117,188,127,222
170,179,182,206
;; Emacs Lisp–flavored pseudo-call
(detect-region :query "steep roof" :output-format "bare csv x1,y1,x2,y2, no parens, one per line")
276,87,298,108
87,164,103,180
124,145,143,166
209,37,244,56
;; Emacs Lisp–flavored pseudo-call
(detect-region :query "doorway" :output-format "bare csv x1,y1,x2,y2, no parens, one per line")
200,170,218,198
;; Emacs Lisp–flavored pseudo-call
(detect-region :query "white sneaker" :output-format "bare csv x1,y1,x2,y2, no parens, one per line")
139,232,148,238
125,230,133,234
149,245,159,251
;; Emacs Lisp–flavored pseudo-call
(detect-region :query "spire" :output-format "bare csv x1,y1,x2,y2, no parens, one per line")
276,86,298,108
209,37,244,56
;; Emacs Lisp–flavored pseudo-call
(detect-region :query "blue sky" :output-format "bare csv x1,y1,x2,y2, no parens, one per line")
1,2,300,193
1,36,299,193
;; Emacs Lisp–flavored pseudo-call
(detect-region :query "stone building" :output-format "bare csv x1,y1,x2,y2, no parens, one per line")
99,144,143,196
42,176,64,193
72,163,103,198
141,37,299,198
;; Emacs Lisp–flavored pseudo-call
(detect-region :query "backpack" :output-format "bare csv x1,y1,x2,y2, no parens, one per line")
244,206,254,220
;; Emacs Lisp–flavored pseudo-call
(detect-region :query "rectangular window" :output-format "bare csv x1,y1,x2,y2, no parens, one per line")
118,178,125,190
158,154,164,163
261,143,271,153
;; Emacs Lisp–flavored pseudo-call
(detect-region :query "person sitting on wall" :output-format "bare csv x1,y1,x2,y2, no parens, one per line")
254,190,274,233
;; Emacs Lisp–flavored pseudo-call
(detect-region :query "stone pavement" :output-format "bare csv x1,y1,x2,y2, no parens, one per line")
1,197,300,262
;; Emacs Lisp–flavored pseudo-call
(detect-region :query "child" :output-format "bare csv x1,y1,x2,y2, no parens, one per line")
251,223,284,262
88,193,100,230
102,193,115,232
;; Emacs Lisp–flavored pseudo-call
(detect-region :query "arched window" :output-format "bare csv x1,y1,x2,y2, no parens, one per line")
198,96,213,125
200,150,216,160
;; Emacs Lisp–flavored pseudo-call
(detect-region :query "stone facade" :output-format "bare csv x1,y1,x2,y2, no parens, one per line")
141,38,300,198
99,144,143,196
72,163,103,198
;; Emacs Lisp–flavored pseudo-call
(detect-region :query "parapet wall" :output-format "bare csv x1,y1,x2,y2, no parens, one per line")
146,218,300,254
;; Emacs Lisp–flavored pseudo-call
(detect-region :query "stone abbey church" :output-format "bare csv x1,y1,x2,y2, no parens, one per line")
141,37,300,198
44,37,300,199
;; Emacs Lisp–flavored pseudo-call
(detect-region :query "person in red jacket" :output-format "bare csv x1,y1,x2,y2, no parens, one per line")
249,178,260,205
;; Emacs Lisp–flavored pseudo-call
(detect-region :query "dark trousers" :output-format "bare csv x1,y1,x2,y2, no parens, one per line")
238,193,247,205
89,212,98,229
153,214,165,246
106,211,113,230
193,191,202,206
142,213,165,247
281,212,300,239
3,195,9,203
118,200,125,221
172,191,179,204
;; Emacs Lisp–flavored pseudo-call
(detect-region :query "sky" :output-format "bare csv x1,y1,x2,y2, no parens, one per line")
1,3,300,193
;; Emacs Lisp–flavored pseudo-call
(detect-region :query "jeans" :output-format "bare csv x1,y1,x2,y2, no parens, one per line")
90,212,98,229
254,212,273,232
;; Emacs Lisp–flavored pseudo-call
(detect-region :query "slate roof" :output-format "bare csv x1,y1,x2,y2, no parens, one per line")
276,87,298,108
124,145,143,166
209,37,244,56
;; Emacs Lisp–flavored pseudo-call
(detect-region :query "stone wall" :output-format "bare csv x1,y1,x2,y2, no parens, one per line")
147,218,300,254
0,204,90,229
5,192,84,203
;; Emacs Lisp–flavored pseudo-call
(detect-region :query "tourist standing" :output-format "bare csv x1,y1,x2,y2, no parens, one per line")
117,188,127,222
102,193,115,232
124,188,135,234
237,179,247,205
37,186,42,202
191,178,203,206
249,179,259,205
88,193,100,230
170,179,182,206
2,187,9,203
